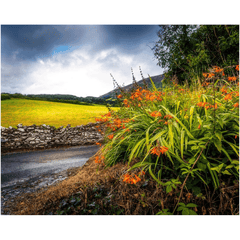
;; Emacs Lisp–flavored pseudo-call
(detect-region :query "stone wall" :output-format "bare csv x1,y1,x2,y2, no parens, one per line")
1,123,104,153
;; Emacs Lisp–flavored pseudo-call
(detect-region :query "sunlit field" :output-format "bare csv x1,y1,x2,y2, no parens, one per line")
1,98,116,128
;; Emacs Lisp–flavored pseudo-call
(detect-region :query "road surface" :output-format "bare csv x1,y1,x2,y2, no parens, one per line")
1,145,100,214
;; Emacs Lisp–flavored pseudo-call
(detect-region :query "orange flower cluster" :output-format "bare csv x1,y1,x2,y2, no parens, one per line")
123,173,141,184
233,103,239,108
236,65,239,71
203,73,215,78
96,142,102,146
164,114,173,120
228,76,238,82
108,134,114,140
213,66,224,73
220,87,228,94
197,102,218,109
94,155,105,164
96,125,103,134
96,112,112,122
123,99,130,108
178,88,185,92
234,92,239,97
150,111,162,117
95,117,109,122
202,82,210,87
123,88,164,108
106,118,131,131
151,146,168,156
117,94,123,99
224,94,232,101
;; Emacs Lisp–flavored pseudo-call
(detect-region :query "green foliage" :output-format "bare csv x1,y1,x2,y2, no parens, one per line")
177,202,198,215
1,93,11,100
99,66,239,195
152,25,239,84
156,209,173,215
1,93,118,106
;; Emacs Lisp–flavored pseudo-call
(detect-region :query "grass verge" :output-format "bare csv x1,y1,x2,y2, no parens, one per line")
4,149,239,215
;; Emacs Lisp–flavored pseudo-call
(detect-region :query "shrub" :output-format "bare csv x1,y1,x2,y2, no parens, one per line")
1,94,11,100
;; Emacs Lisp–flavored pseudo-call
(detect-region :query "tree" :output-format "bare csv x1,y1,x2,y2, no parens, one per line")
152,25,239,84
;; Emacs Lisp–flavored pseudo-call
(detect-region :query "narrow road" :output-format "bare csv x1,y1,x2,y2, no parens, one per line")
1,145,100,214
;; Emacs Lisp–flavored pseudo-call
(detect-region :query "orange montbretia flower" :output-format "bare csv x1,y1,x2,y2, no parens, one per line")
220,87,228,94
212,103,218,109
202,73,208,78
108,134,114,140
203,73,215,78
94,155,104,164
151,146,168,156
198,124,201,129
139,170,145,176
197,102,217,109
96,142,102,146
164,114,173,120
224,94,232,101
202,82,210,86
150,111,162,117
213,66,224,73
197,102,207,107
123,173,141,184
117,94,123,98
233,103,239,108
95,117,109,123
105,112,111,117
236,65,239,71
228,76,237,82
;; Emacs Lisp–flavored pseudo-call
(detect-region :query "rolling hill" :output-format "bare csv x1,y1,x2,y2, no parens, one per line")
100,74,165,99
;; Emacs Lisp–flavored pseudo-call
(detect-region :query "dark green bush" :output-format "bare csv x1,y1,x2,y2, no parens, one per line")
1,94,11,100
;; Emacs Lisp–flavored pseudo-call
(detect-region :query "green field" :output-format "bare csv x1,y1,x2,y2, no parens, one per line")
1,98,115,128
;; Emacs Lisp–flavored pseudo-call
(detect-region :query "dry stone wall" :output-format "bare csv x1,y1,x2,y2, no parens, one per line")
1,123,104,153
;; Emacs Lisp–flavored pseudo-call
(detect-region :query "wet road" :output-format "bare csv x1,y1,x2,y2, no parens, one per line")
1,145,100,214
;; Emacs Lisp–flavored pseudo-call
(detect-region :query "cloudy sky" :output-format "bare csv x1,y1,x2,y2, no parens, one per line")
1,25,163,97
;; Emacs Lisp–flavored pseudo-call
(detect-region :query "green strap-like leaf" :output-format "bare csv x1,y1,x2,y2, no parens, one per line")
189,105,194,131
129,138,146,163
180,129,185,159
161,105,195,139
213,137,222,153
223,140,239,156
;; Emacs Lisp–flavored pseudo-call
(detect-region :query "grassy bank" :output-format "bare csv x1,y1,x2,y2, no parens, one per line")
1,98,117,128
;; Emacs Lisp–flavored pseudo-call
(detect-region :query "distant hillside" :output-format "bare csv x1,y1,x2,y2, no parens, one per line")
1,93,117,106
100,74,165,99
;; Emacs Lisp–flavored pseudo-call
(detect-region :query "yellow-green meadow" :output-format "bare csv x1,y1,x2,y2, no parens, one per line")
1,98,117,128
